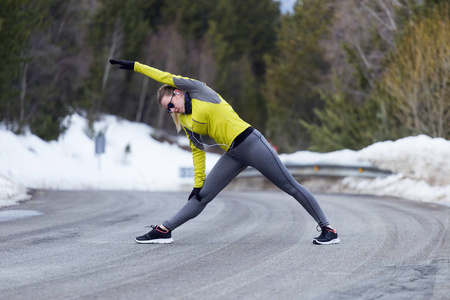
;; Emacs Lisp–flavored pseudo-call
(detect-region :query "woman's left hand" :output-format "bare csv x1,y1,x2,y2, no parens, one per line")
109,59,135,70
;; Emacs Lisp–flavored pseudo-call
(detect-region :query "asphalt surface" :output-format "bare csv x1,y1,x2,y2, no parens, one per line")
1,190,449,300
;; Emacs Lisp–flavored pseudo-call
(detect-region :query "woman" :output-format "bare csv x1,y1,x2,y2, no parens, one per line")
109,59,340,245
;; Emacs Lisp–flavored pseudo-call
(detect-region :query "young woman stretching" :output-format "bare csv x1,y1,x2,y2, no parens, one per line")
109,59,340,245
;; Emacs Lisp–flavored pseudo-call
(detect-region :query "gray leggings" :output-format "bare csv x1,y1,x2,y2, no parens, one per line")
162,129,329,231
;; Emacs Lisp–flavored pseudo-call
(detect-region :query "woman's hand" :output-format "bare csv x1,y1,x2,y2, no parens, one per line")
188,187,202,201
109,59,135,70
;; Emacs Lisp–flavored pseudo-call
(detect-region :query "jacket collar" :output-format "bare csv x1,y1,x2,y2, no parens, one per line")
184,92,192,114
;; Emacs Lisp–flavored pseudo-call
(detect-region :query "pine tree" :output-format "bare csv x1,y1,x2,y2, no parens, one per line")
82,0,157,122
206,0,279,131
0,0,71,140
0,0,48,129
300,74,375,152
264,0,333,153
27,0,89,140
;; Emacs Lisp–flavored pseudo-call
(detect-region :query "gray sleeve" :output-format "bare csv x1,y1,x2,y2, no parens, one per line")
173,77,204,93
173,77,221,104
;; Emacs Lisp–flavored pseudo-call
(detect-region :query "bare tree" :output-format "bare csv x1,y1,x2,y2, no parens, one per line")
322,0,422,99
381,5,450,138
101,18,121,93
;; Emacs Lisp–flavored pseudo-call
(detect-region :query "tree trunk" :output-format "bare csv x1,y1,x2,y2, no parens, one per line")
101,19,120,93
19,61,29,124
136,76,149,122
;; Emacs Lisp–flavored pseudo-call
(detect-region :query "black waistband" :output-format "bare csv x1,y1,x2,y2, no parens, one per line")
229,127,254,150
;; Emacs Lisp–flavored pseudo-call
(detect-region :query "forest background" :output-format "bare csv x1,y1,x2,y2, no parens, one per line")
1,0,449,153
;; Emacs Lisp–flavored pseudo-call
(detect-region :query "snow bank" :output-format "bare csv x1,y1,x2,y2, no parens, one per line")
0,175,31,207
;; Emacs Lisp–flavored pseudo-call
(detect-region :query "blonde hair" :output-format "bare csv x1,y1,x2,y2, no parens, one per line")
157,84,182,133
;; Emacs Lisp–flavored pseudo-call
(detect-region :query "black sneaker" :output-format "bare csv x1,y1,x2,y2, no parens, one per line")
135,225,173,244
313,226,340,245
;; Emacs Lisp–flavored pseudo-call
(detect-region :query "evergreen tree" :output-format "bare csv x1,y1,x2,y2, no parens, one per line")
0,0,78,140
207,0,279,131
300,74,375,152
82,0,159,122
28,0,88,140
264,0,333,153
299,0,419,151
162,0,218,41
0,0,52,131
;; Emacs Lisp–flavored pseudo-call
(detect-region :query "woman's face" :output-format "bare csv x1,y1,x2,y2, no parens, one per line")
161,90,185,114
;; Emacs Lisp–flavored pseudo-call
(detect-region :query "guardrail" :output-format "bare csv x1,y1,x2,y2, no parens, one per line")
225,163,394,191
238,163,393,179
179,163,393,191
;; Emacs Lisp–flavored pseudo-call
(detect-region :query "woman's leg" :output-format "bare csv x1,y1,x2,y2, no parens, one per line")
162,152,247,231
234,130,330,227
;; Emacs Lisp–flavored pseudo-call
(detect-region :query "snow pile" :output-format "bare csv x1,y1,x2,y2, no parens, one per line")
336,173,450,205
358,135,450,186
0,114,220,208
0,174,30,207
280,135,450,205
334,136,450,205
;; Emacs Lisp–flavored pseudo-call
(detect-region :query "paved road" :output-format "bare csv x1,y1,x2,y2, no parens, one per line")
1,191,449,299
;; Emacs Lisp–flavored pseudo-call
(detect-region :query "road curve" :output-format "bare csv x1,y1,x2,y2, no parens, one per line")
1,191,449,299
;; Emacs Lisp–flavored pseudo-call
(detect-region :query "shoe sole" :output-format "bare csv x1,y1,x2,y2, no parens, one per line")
312,238,340,245
134,238,173,244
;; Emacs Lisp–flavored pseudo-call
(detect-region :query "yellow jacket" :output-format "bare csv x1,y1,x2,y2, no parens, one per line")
134,62,251,187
